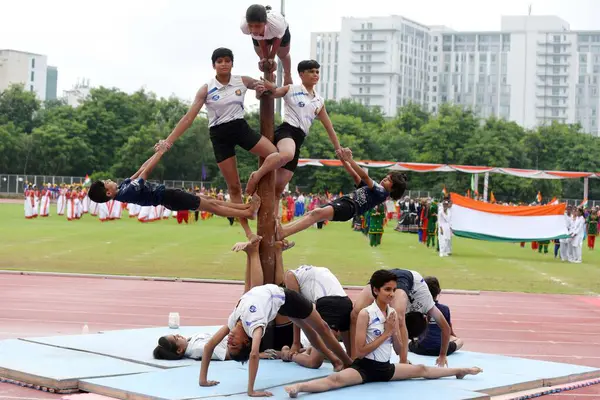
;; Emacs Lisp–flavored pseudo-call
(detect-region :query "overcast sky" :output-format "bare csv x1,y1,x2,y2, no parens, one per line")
2,0,599,108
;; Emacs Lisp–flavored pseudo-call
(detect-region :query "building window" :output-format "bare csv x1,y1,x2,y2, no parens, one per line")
367,23,372,29
553,35,561,43
30,71,34,81
333,83,337,98
552,109,559,117
31,58,35,68
30,85,34,92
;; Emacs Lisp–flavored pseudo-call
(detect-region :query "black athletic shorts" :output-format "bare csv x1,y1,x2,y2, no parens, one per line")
315,296,353,332
162,189,200,211
350,358,395,383
274,122,306,172
388,269,414,299
409,340,458,356
325,196,357,222
278,288,314,319
209,119,262,163
272,321,295,351
252,27,291,47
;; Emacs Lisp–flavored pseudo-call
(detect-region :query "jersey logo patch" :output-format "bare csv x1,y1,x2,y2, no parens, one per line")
212,95,220,101
235,89,242,96
373,329,382,336
249,305,257,313
298,101,305,107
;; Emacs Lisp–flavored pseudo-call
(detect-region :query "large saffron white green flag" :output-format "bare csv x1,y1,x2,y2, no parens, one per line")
450,193,569,242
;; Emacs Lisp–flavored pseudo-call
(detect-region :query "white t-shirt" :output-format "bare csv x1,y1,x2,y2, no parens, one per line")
407,270,436,314
240,12,288,40
283,84,325,135
364,301,395,362
290,265,346,303
184,332,227,361
204,75,247,128
227,284,286,338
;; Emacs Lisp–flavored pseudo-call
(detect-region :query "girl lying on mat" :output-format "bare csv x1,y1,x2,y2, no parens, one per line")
284,270,483,398
153,332,282,362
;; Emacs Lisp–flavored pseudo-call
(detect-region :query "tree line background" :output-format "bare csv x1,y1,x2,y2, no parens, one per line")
1,83,599,201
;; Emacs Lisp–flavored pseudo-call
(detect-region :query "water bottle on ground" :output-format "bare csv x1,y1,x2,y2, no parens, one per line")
168,312,180,329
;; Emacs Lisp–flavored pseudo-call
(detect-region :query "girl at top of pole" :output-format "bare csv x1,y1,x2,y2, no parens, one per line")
241,4,293,85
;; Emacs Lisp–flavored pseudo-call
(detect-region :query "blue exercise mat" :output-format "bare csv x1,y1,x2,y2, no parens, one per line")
0,339,157,391
22,325,222,368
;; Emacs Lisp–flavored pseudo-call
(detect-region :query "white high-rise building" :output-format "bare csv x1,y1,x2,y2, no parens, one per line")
63,79,92,107
311,15,600,136
0,49,51,101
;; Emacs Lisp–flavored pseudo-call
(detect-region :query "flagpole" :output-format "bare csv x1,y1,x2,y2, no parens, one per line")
483,172,489,202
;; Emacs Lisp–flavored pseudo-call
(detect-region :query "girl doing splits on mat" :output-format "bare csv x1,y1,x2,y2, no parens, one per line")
199,240,353,397
284,270,482,398
350,268,452,368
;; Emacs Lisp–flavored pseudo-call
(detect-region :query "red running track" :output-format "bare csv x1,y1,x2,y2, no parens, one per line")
1,274,600,399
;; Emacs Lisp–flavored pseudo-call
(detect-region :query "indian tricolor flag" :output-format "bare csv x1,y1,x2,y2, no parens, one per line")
450,193,569,242
83,174,91,187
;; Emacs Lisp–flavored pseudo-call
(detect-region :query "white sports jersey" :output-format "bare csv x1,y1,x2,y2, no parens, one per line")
227,284,285,338
364,301,395,362
184,332,227,361
283,84,325,135
204,75,247,128
407,270,436,314
290,265,346,303
240,12,288,40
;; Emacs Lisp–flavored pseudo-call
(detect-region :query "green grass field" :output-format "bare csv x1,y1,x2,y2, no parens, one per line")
1,203,599,295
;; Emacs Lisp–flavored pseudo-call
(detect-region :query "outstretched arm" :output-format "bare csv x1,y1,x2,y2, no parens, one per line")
199,325,230,386
161,85,207,148
130,155,156,180
268,37,282,60
247,327,270,397
428,306,451,367
241,76,266,92
339,148,374,189
317,106,342,153
259,79,290,98
136,150,165,181
341,160,361,186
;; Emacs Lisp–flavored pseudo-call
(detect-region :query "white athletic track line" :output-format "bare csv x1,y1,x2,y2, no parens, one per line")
452,318,600,327
503,353,600,360
0,316,224,327
4,307,236,318
549,394,600,397
0,284,596,312
0,296,244,309
4,294,595,315
4,304,598,320
463,338,600,345
0,396,58,400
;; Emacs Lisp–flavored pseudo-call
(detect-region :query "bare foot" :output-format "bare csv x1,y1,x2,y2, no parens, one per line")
285,384,299,398
275,219,284,241
248,233,262,244
245,172,260,195
275,239,295,252
456,367,483,379
231,241,252,252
